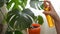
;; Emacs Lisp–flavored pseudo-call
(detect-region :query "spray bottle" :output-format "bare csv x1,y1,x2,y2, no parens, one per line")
44,1,54,28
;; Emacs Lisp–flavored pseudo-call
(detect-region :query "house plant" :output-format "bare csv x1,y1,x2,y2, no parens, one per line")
28,15,43,34
0,0,44,34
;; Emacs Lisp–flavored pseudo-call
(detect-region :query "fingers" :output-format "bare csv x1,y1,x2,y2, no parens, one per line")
43,11,50,15
42,1,51,6
44,1,55,12
45,1,54,10
44,1,51,11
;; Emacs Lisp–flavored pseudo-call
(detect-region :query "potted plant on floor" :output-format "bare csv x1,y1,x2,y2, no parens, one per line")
0,0,44,34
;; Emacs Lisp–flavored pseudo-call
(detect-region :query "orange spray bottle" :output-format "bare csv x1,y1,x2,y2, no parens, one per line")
44,1,54,28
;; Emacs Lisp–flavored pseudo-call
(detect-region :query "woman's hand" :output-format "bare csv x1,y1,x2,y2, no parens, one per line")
43,1,60,34
43,1,59,22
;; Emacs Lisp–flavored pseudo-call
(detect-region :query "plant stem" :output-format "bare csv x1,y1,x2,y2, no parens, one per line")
0,9,6,20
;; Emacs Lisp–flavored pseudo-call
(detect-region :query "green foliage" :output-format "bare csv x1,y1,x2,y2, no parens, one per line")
31,0,39,1
37,16,44,25
6,8,35,34
15,30,23,34
6,0,27,10
5,31,12,34
0,0,4,7
0,0,44,34
40,3,44,9
34,15,44,25
37,1,44,10
5,0,36,34
6,9,33,30
22,8,35,19
5,30,22,34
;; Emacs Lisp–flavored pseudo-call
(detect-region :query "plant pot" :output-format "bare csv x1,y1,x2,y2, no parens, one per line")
28,23,40,34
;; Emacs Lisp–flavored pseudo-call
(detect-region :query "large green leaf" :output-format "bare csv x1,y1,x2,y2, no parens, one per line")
6,9,32,30
6,0,27,10
6,9,19,28
16,13,32,30
22,8,35,19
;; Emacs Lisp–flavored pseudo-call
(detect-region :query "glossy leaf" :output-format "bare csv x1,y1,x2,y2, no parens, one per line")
6,9,20,28
15,13,32,30
6,9,32,30
6,0,27,10
37,15,44,25
22,8,35,19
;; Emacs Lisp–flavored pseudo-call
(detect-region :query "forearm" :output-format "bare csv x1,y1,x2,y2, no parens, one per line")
54,17,60,34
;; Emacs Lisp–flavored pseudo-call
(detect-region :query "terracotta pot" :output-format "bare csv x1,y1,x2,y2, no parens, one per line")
28,24,40,34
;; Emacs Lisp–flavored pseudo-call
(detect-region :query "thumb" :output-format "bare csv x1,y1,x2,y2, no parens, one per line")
43,11,50,15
